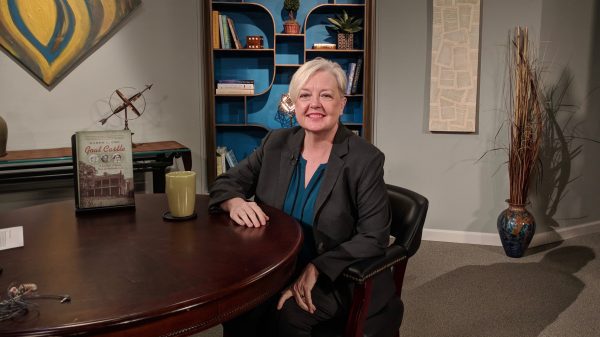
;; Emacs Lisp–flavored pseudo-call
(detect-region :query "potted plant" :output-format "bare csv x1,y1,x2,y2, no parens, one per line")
283,0,300,34
496,26,543,258
327,10,363,49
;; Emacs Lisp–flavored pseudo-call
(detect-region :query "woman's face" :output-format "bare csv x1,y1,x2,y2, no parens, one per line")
294,70,346,137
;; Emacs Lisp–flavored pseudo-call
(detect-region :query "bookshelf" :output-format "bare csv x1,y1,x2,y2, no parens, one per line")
203,0,374,184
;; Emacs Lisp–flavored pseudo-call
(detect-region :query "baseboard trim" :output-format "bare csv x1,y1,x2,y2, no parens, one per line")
423,229,501,246
423,221,600,247
529,220,600,247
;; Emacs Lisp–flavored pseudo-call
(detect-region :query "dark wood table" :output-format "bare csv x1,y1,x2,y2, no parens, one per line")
0,194,302,336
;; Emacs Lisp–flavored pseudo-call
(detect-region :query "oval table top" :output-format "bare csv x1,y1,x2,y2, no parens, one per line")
0,194,302,336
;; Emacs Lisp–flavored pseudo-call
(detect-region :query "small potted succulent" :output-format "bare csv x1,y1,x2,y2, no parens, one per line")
283,0,300,34
327,10,363,49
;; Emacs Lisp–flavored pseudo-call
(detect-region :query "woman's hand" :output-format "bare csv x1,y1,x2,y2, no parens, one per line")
221,197,269,227
277,263,319,313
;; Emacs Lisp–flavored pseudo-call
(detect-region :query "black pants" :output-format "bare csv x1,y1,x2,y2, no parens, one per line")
223,277,348,337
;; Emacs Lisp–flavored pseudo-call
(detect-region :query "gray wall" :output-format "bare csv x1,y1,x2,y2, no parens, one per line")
1,0,599,242
375,0,600,238
0,0,206,210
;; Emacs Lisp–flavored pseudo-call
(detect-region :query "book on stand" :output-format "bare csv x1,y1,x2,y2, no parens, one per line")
71,130,135,212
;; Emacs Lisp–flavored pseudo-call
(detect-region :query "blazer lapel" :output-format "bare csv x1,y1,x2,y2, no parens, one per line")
313,125,350,216
274,128,304,209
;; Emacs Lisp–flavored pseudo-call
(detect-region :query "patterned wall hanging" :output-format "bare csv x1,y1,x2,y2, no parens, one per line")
0,0,141,87
428,0,481,132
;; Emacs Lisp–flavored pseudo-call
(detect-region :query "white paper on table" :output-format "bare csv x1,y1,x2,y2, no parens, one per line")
0,226,24,250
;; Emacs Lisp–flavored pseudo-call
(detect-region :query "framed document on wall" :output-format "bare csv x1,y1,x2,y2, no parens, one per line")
71,130,135,212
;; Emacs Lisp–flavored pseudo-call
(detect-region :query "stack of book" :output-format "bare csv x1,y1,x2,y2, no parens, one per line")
216,146,239,176
212,10,242,49
345,58,363,95
215,79,255,95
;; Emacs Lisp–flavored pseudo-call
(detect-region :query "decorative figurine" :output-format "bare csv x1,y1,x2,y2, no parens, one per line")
99,84,153,132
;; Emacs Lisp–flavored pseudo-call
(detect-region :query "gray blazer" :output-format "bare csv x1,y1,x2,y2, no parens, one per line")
209,125,394,314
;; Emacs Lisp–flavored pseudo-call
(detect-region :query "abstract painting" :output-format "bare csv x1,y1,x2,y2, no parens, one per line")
0,0,141,87
429,0,480,132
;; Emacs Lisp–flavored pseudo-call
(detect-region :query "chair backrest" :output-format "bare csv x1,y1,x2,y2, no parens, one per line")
387,184,429,258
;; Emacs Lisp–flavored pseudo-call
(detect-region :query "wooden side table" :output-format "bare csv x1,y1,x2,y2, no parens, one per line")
0,141,191,193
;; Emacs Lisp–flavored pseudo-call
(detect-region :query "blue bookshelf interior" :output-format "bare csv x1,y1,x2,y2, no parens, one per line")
215,96,245,124
305,6,364,49
276,37,304,65
211,0,367,175
216,126,268,161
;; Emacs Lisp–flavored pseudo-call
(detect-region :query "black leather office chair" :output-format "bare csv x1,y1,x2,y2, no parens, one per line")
313,184,429,337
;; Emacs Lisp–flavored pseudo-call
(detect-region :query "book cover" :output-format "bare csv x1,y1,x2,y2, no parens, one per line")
216,153,224,175
226,17,242,49
225,149,238,168
217,79,255,84
72,130,135,211
351,58,363,94
218,14,227,49
212,10,220,49
345,63,357,95
220,15,232,49
216,146,228,174
216,87,255,95
217,83,255,89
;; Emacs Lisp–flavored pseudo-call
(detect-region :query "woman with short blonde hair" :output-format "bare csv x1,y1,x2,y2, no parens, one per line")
210,57,391,337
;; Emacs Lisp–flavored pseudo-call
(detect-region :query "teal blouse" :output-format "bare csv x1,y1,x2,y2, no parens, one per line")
283,155,327,268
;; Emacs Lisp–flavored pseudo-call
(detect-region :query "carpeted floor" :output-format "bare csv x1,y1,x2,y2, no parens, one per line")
195,232,600,337
400,232,600,337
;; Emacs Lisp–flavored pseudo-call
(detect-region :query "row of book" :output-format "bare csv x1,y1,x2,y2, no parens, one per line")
215,79,255,95
212,11,242,49
216,146,239,176
345,58,363,95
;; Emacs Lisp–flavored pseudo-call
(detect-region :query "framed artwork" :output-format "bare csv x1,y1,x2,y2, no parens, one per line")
428,0,481,132
72,130,135,212
0,0,141,87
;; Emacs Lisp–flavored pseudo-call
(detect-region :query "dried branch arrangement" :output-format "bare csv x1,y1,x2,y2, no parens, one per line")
507,26,544,205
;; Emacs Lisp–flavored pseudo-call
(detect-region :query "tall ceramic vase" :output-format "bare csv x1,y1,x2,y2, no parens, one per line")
497,201,536,258
0,115,7,157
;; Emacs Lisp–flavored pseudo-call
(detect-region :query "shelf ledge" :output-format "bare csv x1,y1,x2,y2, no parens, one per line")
306,49,364,52
215,48,275,52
